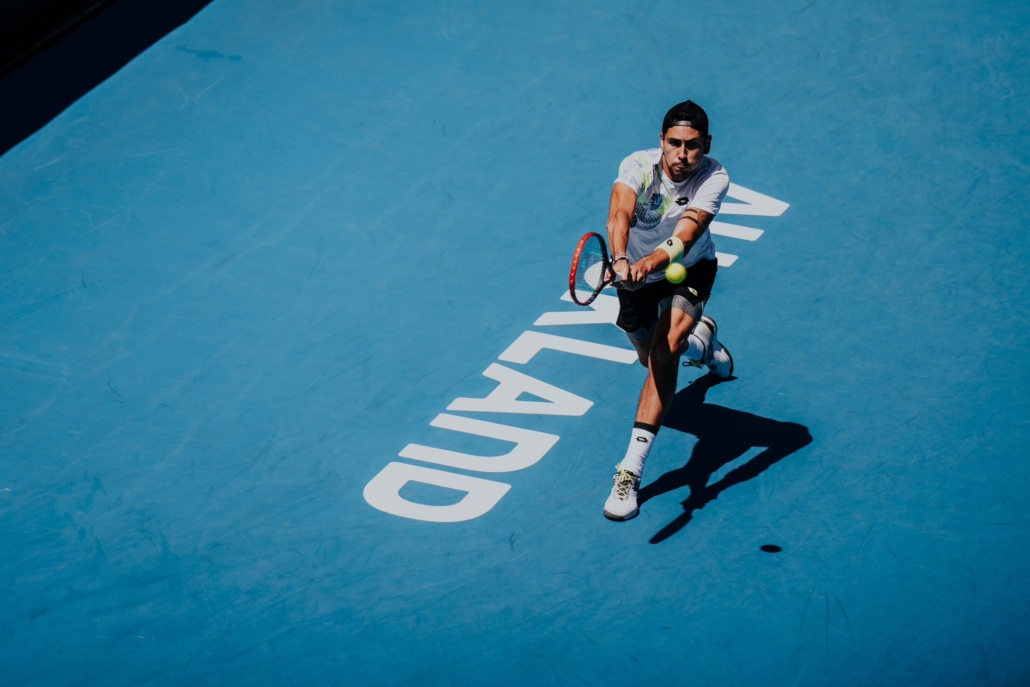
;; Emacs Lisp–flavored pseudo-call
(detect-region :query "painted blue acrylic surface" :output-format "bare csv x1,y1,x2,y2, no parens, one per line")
1,0,1028,684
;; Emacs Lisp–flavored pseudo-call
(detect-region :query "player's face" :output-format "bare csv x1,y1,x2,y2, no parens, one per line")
660,126,711,181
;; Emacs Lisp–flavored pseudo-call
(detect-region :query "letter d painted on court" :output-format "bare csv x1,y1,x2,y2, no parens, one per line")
363,462,511,523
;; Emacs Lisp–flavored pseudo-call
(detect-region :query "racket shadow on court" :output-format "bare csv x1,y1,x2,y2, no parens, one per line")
640,374,812,544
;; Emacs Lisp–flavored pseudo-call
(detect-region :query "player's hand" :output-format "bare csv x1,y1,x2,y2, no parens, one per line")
613,260,630,285
628,259,652,284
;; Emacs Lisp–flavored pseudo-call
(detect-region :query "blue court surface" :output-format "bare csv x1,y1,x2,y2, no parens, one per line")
2,1,1029,684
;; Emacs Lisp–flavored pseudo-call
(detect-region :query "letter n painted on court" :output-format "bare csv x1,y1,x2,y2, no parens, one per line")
400,414,559,472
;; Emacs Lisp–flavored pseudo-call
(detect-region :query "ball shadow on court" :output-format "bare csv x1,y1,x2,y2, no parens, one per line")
641,374,812,544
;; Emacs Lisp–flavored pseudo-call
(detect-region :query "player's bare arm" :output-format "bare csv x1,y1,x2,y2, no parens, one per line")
606,182,637,282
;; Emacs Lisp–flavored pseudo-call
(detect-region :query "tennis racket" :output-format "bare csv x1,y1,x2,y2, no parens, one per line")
568,232,621,306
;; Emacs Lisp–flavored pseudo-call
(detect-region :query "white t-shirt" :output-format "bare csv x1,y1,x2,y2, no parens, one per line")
614,149,730,281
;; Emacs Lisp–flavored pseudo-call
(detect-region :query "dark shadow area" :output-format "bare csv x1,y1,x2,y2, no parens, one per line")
1,1,112,75
641,375,812,544
0,0,213,157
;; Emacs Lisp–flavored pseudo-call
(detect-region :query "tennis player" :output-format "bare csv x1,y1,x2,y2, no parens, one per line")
603,100,734,521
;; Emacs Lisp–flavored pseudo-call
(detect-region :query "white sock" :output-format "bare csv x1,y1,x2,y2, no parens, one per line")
620,426,656,476
683,333,706,362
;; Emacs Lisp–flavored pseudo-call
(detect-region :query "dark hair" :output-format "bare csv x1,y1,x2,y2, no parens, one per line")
662,100,709,137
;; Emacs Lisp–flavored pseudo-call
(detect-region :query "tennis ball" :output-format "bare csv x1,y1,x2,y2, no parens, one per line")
665,262,687,284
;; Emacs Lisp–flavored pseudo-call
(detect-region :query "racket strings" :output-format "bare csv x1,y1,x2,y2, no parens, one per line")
574,236,607,295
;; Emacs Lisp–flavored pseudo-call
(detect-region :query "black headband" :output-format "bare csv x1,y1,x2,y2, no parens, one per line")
662,101,710,135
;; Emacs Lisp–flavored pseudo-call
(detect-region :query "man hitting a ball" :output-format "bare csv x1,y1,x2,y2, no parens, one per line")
603,100,734,522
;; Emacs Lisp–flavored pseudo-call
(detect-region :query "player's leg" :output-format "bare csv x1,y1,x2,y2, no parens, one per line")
636,304,696,426
604,303,696,521
603,259,726,521
605,282,663,520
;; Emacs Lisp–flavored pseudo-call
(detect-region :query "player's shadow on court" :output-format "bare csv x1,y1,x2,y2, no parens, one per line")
639,375,812,544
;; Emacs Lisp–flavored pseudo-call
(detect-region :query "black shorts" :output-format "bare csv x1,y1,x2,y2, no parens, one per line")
615,258,718,340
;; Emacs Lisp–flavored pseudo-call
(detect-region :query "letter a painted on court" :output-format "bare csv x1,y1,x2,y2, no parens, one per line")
447,363,593,416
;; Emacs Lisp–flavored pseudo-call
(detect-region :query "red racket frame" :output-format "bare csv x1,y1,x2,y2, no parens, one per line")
568,231,614,306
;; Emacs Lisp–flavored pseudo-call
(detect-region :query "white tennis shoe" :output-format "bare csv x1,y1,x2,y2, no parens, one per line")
694,315,734,379
603,464,641,521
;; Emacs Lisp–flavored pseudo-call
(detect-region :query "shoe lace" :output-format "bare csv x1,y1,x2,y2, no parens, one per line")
614,469,637,499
